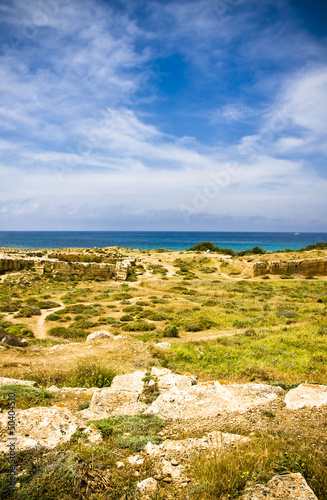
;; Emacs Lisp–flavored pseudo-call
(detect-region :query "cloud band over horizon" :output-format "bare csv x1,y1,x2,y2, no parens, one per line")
0,0,327,231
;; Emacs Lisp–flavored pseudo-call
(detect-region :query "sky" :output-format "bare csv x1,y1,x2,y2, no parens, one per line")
0,0,327,231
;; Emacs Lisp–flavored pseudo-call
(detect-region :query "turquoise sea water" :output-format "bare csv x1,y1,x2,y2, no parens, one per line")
0,231,326,252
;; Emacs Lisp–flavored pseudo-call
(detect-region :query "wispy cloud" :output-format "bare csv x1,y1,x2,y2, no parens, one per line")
0,0,326,230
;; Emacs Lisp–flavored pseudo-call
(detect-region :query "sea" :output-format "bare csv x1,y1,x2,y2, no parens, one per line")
0,231,326,252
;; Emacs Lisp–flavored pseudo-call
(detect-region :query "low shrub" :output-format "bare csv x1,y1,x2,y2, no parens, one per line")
162,325,179,338
184,318,216,332
121,321,156,332
277,310,299,319
48,326,87,339
15,306,41,317
64,359,116,388
120,314,134,322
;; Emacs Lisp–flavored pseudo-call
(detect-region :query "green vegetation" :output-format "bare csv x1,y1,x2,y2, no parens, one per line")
88,414,165,452
0,385,52,410
154,322,327,384
188,241,266,256
190,435,327,499
0,318,34,338
121,320,156,332
63,359,116,388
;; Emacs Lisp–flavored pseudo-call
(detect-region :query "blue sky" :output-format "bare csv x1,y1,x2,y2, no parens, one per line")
0,0,327,231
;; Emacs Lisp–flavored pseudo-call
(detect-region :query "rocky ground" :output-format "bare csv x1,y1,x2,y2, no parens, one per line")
0,363,327,498
0,246,327,499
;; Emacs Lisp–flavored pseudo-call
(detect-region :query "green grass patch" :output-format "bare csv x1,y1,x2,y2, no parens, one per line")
154,324,327,385
63,359,117,388
0,385,52,410
88,414,165,452
190,435,327,499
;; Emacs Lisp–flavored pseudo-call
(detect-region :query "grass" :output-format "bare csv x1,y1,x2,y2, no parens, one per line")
88,414,165,452
0,248,327,499
154,323,327,385
63,358,117,388
0,385,52,410
189,434,327,499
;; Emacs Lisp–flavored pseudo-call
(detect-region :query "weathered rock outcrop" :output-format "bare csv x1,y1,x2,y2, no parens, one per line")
253,258,327,276
0,377,37,387
86,330,114,342
0,252,135,281
0,327,28,347
240,473,317,500
0,405,78,452
145,381,284,420
284,383,327,410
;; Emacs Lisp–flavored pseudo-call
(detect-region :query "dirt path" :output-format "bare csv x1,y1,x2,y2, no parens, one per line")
33,304,64,339
216,262,249,281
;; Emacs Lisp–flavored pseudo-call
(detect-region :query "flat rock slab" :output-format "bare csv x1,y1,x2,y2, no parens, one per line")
46,386,95,397
78,388,147,421
241,473,317,499
285,383,327,410
151,367,196,393
86,330,114,342
146,382,283,419
0,377,37,387
110,370,147,393
0,405,78,452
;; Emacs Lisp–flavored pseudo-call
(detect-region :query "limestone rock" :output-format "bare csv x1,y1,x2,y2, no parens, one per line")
46,386,95,397
110,370,147,393
83,423,103,444
253,258,327,277
146,381,283,419
0,377,37,387
155,342,171,349
0,405,78,452
145,431,248,460
144,431,248,485
136,477,158,495
78,387,147,421
0,327,28,347
150,367,196,393
285,383,327,410
86,330,114,342
128,455,144,466
240,473,317,499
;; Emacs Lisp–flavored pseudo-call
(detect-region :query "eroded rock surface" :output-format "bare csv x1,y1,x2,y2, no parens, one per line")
0,405,78,452
253,258,327,277
146,381,284,419
285,383,327,410
78,387,147,422
86,330,114,342
142,431,248,485
0,327,28,347
110,370,146,393
0,377,37,387
151,367,196,393
240,473,317,499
